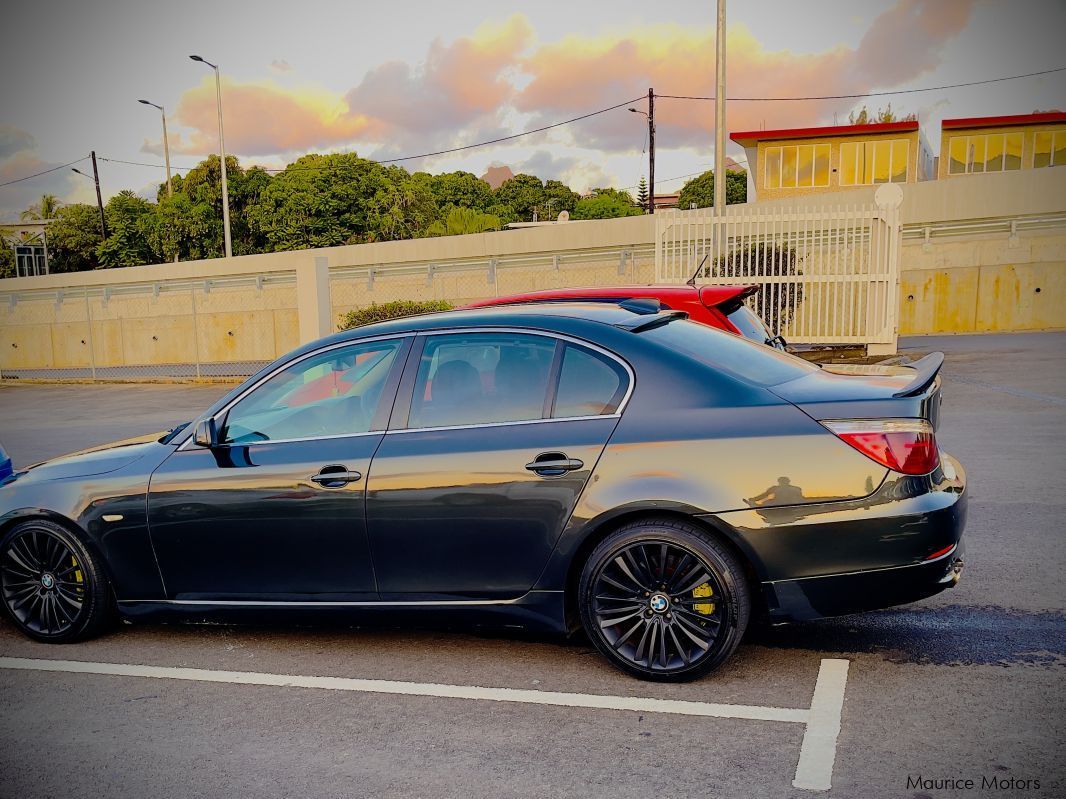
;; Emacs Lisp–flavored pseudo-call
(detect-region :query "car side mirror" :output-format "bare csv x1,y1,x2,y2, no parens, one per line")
192,418,219,448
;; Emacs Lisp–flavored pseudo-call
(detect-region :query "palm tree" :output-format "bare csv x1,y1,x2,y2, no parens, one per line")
20,193,61,221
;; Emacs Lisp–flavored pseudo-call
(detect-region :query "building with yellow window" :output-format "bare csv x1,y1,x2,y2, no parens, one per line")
731,121,934,201
940,112,1066,178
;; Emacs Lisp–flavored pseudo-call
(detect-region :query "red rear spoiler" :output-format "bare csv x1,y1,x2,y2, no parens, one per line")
698,285,759,309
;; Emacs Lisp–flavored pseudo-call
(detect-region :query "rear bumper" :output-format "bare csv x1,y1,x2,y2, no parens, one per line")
711,451,967,623
762,540,965,622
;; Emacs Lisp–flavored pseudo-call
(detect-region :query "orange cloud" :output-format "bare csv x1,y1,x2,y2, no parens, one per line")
169,78,378,156
515,0,973,151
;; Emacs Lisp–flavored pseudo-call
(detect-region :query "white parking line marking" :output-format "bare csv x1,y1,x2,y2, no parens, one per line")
793,658,850,791
0,655,850,791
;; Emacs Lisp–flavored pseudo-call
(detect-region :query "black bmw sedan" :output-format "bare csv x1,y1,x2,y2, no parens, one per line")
0,301,966,681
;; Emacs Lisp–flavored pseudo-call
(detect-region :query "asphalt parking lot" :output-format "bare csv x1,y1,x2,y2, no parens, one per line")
0,331,1063,799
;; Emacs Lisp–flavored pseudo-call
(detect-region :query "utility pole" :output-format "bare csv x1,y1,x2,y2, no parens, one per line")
91,152,108,240
629,90,656,214
71,153,109,240
713,0,727,212
648,88,656,215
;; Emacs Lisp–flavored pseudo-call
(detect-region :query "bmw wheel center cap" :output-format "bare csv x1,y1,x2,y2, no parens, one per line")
649,593,670,613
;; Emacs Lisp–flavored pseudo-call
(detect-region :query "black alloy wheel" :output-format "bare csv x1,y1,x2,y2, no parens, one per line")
579,518,750,681
0,520,112,643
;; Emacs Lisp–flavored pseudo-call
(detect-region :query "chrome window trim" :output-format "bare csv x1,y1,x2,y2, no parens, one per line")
396,326,635,432
176,325,635,450
176,332,414,451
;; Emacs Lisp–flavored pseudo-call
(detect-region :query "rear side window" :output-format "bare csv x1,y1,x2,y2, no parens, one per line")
553,345,628,418
408,333,556,428
643,319,816,387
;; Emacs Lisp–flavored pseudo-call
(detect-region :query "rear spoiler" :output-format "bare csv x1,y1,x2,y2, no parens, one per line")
892,352,945,398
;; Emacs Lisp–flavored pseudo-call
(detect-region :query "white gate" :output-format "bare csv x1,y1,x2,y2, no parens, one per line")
655,188,903,352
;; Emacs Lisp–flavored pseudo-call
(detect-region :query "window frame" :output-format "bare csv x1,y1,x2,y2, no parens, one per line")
178,334,414,450
763,143,831,190
839,138,910,185
387,328,635,434
947,132,1026,175
1034,130,1066,168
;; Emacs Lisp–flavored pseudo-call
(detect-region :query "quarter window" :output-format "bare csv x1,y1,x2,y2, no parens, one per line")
219,339,403,444
839,139,910,185
408,333,556,429
553,345,629,418
947,132,1024,174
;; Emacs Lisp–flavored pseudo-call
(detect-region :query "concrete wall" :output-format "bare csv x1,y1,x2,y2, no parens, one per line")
0,169,1063,373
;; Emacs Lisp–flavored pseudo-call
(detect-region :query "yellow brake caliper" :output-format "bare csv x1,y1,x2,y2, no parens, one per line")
72,555,84,597
692,582,715,615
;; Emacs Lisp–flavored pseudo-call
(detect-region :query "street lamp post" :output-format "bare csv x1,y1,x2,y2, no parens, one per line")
189,54,232,258
713,0,727,213
138,100,174,199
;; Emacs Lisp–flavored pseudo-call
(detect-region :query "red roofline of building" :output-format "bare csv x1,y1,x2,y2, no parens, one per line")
941,111,1066,130
729,120,918,146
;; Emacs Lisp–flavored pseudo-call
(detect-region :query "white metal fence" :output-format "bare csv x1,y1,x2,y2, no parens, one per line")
655,192,903,348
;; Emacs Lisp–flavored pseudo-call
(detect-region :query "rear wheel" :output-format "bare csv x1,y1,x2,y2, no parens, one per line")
578,518,750,681
0,519,112,643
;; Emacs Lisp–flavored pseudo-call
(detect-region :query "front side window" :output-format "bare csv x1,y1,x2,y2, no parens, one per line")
219,339,403,444
408,333,556,428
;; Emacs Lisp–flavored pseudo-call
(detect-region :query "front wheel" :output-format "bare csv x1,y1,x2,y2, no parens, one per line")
0,519,112,643
578,518,750,682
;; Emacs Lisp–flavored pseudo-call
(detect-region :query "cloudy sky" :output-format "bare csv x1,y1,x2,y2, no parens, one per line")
1,0,1064,219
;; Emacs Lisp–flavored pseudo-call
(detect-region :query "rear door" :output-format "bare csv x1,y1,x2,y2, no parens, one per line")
365,330,631,598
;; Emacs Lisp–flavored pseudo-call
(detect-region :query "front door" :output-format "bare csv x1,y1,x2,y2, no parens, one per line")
147,336,409,600
365,331,631,599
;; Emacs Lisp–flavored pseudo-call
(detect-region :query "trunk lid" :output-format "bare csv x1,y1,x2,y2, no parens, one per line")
769,352,945,428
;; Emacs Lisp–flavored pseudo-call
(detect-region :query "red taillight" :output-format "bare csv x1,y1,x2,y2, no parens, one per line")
823,419,940,475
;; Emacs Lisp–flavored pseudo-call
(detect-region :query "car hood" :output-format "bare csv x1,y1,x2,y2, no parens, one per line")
22,431,167,481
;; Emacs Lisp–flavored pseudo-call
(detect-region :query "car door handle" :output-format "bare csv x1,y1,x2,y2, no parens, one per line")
310,466,362,488
525,453,584,476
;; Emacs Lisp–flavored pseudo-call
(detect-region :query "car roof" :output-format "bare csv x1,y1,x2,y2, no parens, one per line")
464,284,757,310
322,302,658,346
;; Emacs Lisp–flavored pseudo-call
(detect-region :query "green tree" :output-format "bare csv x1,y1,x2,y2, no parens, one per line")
171,155,270,256
542,179,580,220
423,207,502,237
20,193,61,221
247,153,399,250
141,192,224,262
571,189,644,220
44,204,103,272
494,174,545,221
420,171,493,212
364,166,439,242
96,190,155,267
636,177,649,211
676,170,747,210
848,103,916,125
0,241,15,278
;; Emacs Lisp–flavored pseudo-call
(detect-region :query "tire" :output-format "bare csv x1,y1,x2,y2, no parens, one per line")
0,519,113,643
578,517,750,682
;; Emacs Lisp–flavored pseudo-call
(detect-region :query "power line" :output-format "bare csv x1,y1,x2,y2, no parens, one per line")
0,157,89,189
657,66,1066,102
101,97,647,175
93,65,1066,180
